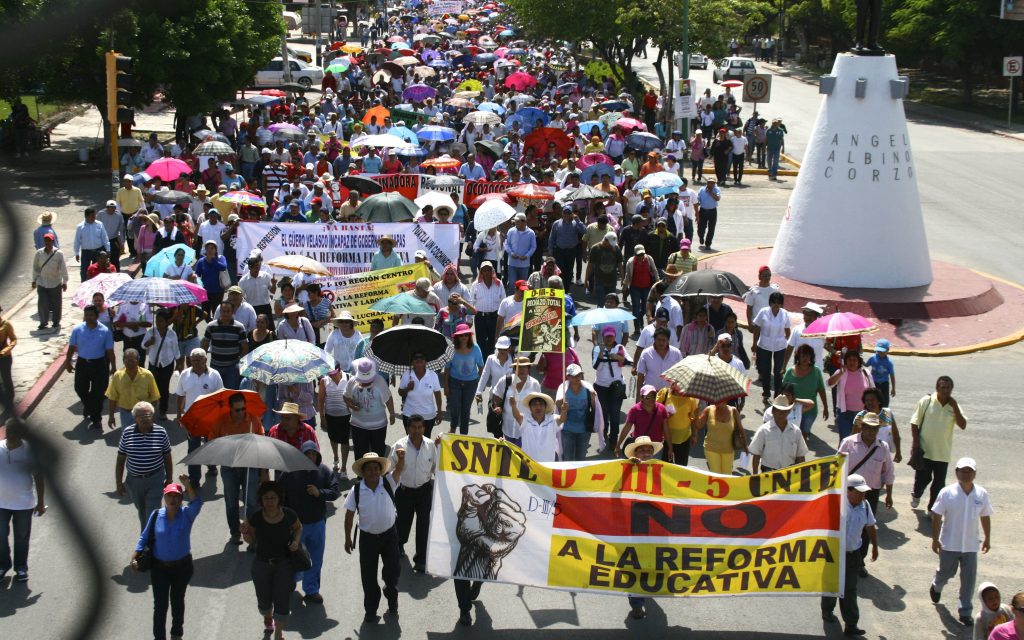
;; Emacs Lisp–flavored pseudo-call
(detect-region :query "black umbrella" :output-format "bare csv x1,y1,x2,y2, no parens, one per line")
474,140,504,160
664,269,749,299
365,325,454,375
340,175,383,195
278,82,309,93
151,190,192,205
179,433,316,472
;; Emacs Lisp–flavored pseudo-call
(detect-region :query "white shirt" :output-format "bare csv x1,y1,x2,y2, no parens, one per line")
752,307,791,352
216,302,257,333
678,188,698,220
788,323,825,366
388,435,436,488
593,344,627,386
470,280,505,313
519,412,561,462
743,283,780,320
655,296,684,335
238,269,275,307
748,420,809,470
398,369,442,419
730,136,748,154
636,324,658,350
496,296,522,325
636,345,683,391
0,440,36,510
475,353,514,398
433,281,471,307
343,474,398,534
325,329,363,373
492,375,540,438
719,354,747,377
163,261,194,281
932,483,993,553
144,327,179,369
844,497,876,552
115,302,153,339
176,367,224,412
198,220,225,254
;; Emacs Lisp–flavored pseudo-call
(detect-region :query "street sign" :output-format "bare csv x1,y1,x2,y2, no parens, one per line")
743,74,772,103
1004,56,1023,77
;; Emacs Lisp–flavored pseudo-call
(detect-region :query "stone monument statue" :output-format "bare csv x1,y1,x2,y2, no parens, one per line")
854,0,884,54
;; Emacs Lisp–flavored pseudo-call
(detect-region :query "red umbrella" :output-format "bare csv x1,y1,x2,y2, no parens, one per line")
470,192,512,207
506,183,555,201
260,89,286,97
523,127,574,158
504,71,537,91
462,45,483,55
181,389,266,439
613,118,647,134
577,153,613,169
721,79,744,88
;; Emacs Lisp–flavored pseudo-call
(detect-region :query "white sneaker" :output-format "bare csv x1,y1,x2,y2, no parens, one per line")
910,495,920,508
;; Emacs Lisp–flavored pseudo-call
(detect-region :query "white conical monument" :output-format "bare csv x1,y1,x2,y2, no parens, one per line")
769,54,933,288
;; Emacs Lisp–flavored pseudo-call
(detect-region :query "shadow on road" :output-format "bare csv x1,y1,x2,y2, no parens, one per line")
0,578,43,616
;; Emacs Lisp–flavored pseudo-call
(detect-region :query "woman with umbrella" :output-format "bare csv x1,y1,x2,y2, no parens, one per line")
240,481,302,640
345,358,396,458
828,350,874,443
131,475,201,640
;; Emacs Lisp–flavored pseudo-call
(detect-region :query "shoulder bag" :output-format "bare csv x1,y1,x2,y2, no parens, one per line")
908,396,931,472
486,374,513,437
603,346,627,402
731,408,746,451
849,445,879,475
135,509,159,573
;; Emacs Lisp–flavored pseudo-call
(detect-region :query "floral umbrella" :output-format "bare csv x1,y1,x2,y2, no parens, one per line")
73,273,132,308
240,340,337,385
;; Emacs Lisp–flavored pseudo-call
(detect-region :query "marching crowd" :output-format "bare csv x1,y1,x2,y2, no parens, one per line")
0,2,1016,640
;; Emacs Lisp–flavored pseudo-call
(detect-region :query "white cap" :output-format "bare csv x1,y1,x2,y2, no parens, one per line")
566,364,583,377
414,250,428,259
847,474,870,492
801,301,825,315
495,336,512,350
955,457,977,470
105,199,117,207
717,332,733,342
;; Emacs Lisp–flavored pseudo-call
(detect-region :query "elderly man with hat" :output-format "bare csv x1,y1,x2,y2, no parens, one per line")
820,473,879,637
370,234,402,271
268,402,318,451
344,450,406,623
31,231,68,332
838,411,895,573
695,174,722,250
280,440,340,605
748,394,810,473
784,301,826,369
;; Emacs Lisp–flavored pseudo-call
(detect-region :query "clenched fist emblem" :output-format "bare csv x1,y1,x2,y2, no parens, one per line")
454,484,527,580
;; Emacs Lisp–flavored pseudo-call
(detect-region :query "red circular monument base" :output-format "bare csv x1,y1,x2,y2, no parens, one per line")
704,247,1024,355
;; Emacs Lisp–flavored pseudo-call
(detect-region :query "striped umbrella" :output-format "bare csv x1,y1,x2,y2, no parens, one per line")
220,191,267,208
194,141,234,156
73,273,132,308
240,339,337,385
661,355,752,404
107,277,204,305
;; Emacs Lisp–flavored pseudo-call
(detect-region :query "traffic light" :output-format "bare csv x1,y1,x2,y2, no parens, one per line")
105,51,134,123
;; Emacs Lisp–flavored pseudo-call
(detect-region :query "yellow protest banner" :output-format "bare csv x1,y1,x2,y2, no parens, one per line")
327,262,429,332
427,435,846,597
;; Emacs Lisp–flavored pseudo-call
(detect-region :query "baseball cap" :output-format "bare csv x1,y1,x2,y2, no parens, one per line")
655,308,670,320
847,474,870,492
495,336,512,350
414,250,428,260
163,483,184,496
955,457,977,471
875,338,891,353
640,384,657,397
717,332,732,342
515,280,529,291
566,364,583,377
679,238,691,249
634,244,646,255
105,199,117,207
801,301,825,315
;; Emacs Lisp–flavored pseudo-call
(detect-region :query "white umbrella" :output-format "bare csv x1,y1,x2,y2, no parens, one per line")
462,111,502,127
474,199,517,232
415,191,458,213
350,133,419,149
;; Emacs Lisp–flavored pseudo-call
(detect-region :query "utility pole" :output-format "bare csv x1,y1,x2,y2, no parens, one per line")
682,0,691,141
777,0,785,65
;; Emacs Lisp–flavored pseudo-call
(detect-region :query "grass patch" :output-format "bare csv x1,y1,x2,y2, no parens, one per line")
0,96,69,122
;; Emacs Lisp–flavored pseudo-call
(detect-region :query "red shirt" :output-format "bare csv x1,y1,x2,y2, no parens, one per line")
86,263,117,280
268,422,318,450
626,402,668,442
643,93,658,110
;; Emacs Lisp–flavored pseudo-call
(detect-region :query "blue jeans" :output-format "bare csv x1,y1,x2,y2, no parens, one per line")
0,508,32,573
836,410,857,442
214,363,240,390
767,148,781,178
799,407,817,436
506,265,530,293
448,377,478,435
119,408,135,430
297,519,327,596
220,466,258,537
593,282,614,305
560,430,590,461
628,286,649,332
595,383,624,445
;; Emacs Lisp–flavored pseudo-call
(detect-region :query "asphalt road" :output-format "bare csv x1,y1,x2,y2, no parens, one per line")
1,48,1023,640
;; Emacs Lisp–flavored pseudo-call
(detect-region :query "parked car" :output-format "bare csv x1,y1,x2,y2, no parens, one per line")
254,58,324,89
286,45,312,64
713,57,757,83
689,53,708,70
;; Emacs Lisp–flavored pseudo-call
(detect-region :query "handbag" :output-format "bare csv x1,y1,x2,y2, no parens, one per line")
135,509,158,573
218,268,231,289
602,346,627,402
289,543,313,572
908,397,931,471
486,374,513,437
731,409,745,451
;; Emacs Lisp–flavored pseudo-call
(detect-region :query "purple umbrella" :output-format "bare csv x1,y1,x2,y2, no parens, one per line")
577,152,614,169
420,49,441,62
268,123,302,134
403,83,437,102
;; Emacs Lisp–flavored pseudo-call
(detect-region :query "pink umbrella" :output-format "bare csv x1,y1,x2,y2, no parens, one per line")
721,79,744,88
577,153,613,169
495,46,509,58
613,118,646,134
268,123,302,133
801,312,878,338
73,272,132,308
503,71,537,91
145,158,193,182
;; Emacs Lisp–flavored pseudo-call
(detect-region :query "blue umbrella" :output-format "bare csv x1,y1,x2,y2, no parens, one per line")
450,55,473,68
626,131,664,152
580,162,614,185
417,125,457,142
387,126,420,145
240,339,336,385
396,146,428,158
500,29,515,36
575,120,606,137
132,172,151,186
145,243,196,278
507,48,527,55
600,100,630,112
635,171,684,196
556,82,578,94
108,276,204,306
477,101,506,115
512,107,549,126
569,307,636,327
428,59,451,68
474,53,497,65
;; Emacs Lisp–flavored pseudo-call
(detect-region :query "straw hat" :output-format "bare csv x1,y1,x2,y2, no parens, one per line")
624,435,663,459
352,452,391,477
770,394,794,412
332,310,354,323
521,392,555,414
146,213,162,227
512,356,532,369
282,303,304,314
37,211,56,225
273,402,306,419
663,264,682,277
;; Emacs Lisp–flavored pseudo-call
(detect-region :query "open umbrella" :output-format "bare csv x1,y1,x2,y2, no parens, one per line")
462,111,501,127
73,273,132,308
427,58,451,68
455,90,481,100
326,60,351,74
108,277,204,306
599,100,630,112
194,140,234,156
457,79,484,92
193,129,230,143
180,389,266,439
503,71,537,91
144,244,196,278
523,127,573,158
599,111,624,128
355,192,418,222
272,129,306,143
635,171,684,196
240,339,336,385
469,192,512,208
220,191,268,208
371,69,392,85
393,55,420,67
340,175,383,195
506,183,555,201
420,155,461,170
476,101,505,115
417,125,457,143
720,79,744,88
801,312,878,338
474,140,504,160
145,158,193,182
580,162,614,185
577,152,614,169
473,199,517,232
268,123,302,133
351,133,416,149
368,292,438,315
664,269,748,299
613,118,647,134
415,191,458,212
558,185,611,203
576,120,607,137
365,325,454,374
661,355,751,404
180,433,316,473
387,126,420,145
412,65,437,78
265,255,332,276
446,97,476,109
626,131,664,152
402,84,437,102
151,189,192,205
363,105,391,125
569,307,636,327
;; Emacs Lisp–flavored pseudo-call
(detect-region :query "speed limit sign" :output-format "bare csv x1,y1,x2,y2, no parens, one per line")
743,74,772,103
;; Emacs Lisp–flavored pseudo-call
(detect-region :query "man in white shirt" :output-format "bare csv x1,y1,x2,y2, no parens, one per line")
343,451,406,622
388,417,437,573
237,253,276,318
784,301,825,369
929,457,993,626
749,394,809,473
730,126,748,185
176,348,224,487
0,420,46,583
197,210,226,255
215,287,257,333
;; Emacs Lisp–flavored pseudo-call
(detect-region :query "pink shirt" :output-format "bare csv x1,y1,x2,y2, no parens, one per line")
539,348,579,389
837,434,895,489
989,622,1019,640
625,403,668,442
838,368,872,413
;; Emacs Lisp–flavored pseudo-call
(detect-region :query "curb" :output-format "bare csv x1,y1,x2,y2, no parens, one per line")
13,261,142,419
696,245,1024,358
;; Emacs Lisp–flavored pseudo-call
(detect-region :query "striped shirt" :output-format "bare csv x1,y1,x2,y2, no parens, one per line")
203,320,247,368
117,424,171,476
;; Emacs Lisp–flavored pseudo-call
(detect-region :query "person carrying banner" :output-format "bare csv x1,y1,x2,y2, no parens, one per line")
821,473,878,637
387,416,438,574
623,435,663,619
510,392,567,462
491,357,540,447
344,451,406,624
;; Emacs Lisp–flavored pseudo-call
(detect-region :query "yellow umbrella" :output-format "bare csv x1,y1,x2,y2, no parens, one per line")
457,79,483,92
458,14,470,21
341,44,362,54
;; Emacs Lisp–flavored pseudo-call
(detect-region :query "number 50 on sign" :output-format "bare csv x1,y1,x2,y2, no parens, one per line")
743,74,773,103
